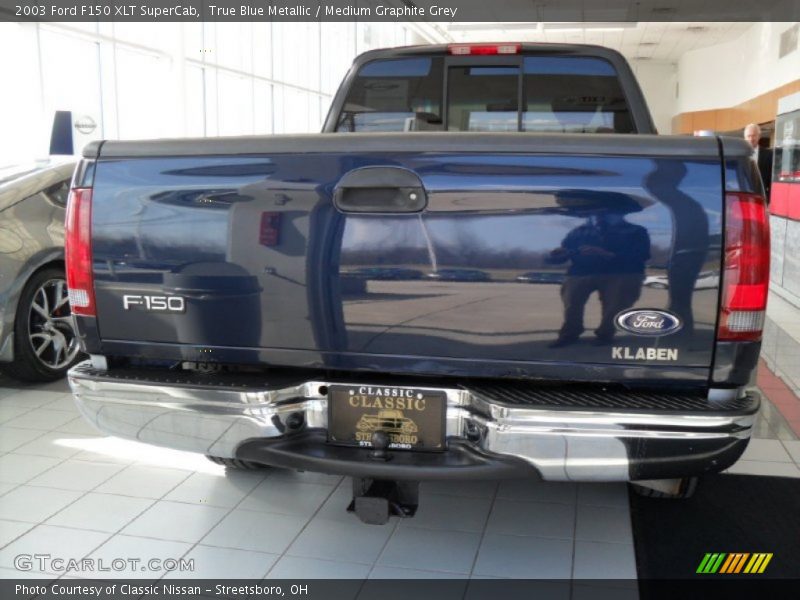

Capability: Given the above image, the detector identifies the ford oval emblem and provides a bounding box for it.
[615,309,682,336]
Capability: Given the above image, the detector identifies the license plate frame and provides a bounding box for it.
[327,385,447,452]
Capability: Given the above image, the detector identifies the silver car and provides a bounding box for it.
[0,159,82,381]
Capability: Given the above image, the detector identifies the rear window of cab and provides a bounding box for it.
[336,55,635,134]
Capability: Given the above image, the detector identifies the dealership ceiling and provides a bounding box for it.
[427,22,751,63]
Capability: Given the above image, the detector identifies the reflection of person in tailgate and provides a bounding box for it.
[548,206,651,347]
[357,410,419,434]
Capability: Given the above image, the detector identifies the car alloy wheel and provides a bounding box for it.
[27,278,80,371]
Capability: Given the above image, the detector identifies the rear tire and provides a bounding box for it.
[0,267,83,383]
[631,476,699,499]
[205,455,269,470]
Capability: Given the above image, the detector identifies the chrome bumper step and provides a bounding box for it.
[67,361,759,482]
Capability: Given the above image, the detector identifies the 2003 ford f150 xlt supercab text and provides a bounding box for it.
[65,44,769,522]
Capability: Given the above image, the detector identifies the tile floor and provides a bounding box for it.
[0,375,632,589]
[0,292,798,591]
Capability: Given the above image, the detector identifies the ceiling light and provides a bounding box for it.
[544,22,637,31]
[543,27,626,33]
[446,23,542,32]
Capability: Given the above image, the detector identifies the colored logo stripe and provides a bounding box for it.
[718,554,736,573]
[697,553,726,573]
[720,553,749,573]
[719,553,734,573]
[696,553,714,573]
[744,553,773,574]
[697,553,773,574]
[734,553,750,573]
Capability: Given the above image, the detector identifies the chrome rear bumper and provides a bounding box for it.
[67,361,759,482]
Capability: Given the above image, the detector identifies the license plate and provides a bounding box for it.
[327,385,446,451]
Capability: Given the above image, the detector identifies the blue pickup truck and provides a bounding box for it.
[65,44,769,522]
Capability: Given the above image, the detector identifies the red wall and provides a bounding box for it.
[771,182,800,220]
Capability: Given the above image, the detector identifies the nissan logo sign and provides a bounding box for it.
[74,115,97,135]
[615,309,682,336]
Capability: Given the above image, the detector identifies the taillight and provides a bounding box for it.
[65,187,95,317]
[448,43,521,56]
[717,192,769,341]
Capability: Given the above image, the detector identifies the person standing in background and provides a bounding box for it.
[744,123,773,203]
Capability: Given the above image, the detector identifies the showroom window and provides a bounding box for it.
[115,48,171,140]
[38,29,103,137]
[185,66,206,137]
[217,71,255,136]
[2,21,414,162]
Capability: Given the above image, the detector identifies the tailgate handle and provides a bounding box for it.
[333,167,427,213]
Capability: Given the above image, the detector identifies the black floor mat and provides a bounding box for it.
[631,474,800,589]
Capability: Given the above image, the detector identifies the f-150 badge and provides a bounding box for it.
[122,295,185,313]
[615,309,682,336]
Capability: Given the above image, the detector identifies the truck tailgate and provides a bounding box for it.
[87,133,724,383]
